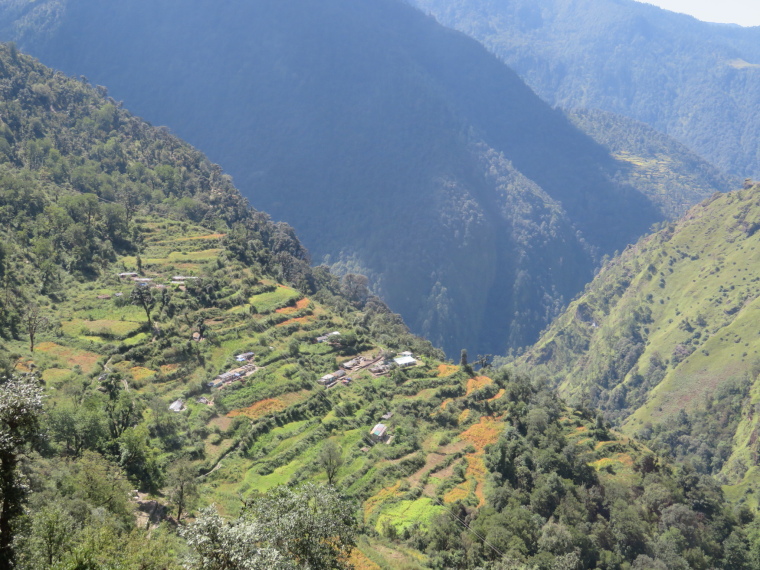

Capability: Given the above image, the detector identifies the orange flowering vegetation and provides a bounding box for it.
[160,363,179,374]
[130,366,157,382]
[228,398,286,419]
[364,482,402,519]
[437,363,459,377]
[348,550,381,570]
[458,409,471,424]
[444,485,469,504]
[465,454,487,507]
[275,315,315,327]
[440,399,452,410]
[227,390,310,420]
[275,297,311,314]
[459,417,503,452]
[487,388,505,402]
[466,375,492,395]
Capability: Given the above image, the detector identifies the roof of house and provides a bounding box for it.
[169,399,184,412]
[371,424,387,437]
[394,356,417,366]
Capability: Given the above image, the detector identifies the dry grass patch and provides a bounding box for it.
[408,453,447,487]
[34,342,100,374]
[42,368,71,382]
[275,315,315,328]
[209,416,233,431]
[160,363,180,374]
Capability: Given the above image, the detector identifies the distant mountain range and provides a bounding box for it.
[0,0,734,356]
[411,0,760,178]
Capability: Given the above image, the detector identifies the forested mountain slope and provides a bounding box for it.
[411,0,760,178]
[0,0,730,357]
[568,109,738,220]
[4,44,757,569]
[520,184,760,507]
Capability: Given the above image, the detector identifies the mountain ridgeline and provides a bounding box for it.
[411,0,760,179]
[0,0,732,357]
[519,183,760,507]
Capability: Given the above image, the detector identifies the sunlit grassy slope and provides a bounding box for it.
[520,184,760,492]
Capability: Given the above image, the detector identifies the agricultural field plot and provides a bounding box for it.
[61,318,143,339]
[249,285,302,314]
[32,342,101,375]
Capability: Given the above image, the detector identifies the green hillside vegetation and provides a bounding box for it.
[520,184,760,507]
[2,43,759,568]
[0,0,733,358]
[568,109,738,219]
[412,0,760,178]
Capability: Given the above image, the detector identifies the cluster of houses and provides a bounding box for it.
[367,351,418,377]
[117,272,199,291]
[318,369,350,388]
[317,350,419,389]
[207,352,259,389]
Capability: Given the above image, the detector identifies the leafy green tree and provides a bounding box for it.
[318,440,343,486]
[0,374,43,569]
[166,456,198,523]
[183,483,357,569]
[131,284,155,328]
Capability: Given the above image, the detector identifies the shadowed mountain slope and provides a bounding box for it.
[411,0,760,178]
[0,0,733,357]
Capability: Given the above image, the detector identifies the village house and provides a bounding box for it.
[118,272,138,278]
[168,399,185,412]
[316,331,341,343]
[370,423,388,443]
[235,352,255,362]
[394,355,417,368]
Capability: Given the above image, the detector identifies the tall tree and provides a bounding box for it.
[131,284,155,329]
[166,456,198,524]
[24,303,48,352]
[318,440,343,486]
[0,374,43,570]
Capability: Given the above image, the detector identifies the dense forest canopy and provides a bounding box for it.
[411,0,760,178]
